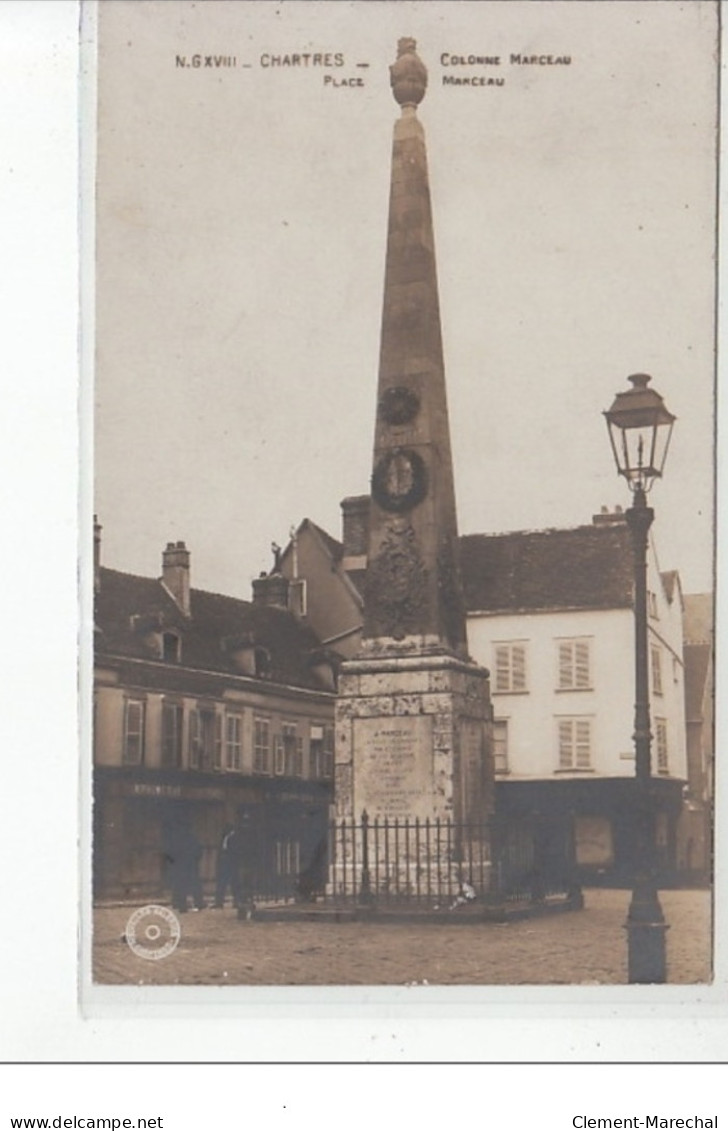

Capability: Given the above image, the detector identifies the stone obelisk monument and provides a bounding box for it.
[335,40,493,835]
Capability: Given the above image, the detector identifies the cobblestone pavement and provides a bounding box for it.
[92,888,711,986]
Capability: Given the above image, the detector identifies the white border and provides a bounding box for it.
[2,0,726,1061]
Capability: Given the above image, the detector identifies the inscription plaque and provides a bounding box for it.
[354,715,434,819]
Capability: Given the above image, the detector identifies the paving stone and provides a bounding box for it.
[93,888,711,986]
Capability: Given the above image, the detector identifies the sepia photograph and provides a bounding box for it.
[88,0,717,990]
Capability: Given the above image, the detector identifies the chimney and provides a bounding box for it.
[592,505,627,526]
[341,495,370,564]
[161,541,191,616]
[94,515,102,594]
[252,572,290,609]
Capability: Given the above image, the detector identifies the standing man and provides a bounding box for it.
[214,823,242,909]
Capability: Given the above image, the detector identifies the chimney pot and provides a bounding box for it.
[341,495,370,559]
[252,573,290,609]
[162,541,191,616]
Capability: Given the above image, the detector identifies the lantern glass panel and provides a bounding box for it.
[607,417,673,491]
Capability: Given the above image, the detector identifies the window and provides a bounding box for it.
[493,719,508,774]
[225,713,243,771]
[253,717,270,774]
[311,724,334,778]
[557,717,592,771]
[651,645,663,696]
[123,698,145,765]
[494,643,527,693]
[557,638,591,690]
[213,713,222,770]
[162,632,181,662]
[189,707,216,770]
[648,591,659,619]
[275,839,300,876]
[161,701,183,768]
[655,718,668,773]
[323,726,334,778]
[282,723,298,775]
[310,726,323,777]
[274,734,285,775]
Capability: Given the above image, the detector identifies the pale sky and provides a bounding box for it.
[93,0,718,598]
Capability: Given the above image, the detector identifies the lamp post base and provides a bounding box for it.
[624,882,668,984]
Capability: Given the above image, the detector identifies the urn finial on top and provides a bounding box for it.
[390,37,427,108]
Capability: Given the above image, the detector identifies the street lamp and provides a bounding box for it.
[604,373,676,984]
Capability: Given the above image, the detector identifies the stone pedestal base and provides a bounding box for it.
[332,649,493,901]
[336,650,492,823]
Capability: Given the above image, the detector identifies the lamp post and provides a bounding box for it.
[604,373,676,984]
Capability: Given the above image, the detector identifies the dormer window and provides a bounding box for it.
[255,646,271,678]
[163,631,181,663]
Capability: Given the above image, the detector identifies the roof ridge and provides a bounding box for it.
[460,523,626,540]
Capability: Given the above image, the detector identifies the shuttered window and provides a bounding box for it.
[213,712,223,770]
[253,717,270,774]
[655,718,668,773]
[651,646,663,696]
[557,639,591,690]
[558,718,592,770]
[188,709,201,769]
[189,707,217,770]
[494,643,527,693]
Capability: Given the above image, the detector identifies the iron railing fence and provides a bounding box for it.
[111,812,580,910]
[258,811,581,910]
[327,812,491,908]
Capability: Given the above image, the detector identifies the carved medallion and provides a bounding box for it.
[366,522,428,640]
[378,385,420,426]
[371,448,427,513]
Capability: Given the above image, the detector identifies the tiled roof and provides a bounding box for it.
[683,593,713,644]
[95,567,328,690]
[307,519,344,562]
[459,524,634,613]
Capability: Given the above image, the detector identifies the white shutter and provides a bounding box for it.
[495,646,510,691]
[512,645,526,691]
[575,720,591,768]
[558,720,573,769]
[558,642,573,689]
[575,641,590,688]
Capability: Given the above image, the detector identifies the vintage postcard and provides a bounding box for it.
[87,0,717,994]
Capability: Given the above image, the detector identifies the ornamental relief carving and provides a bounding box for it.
[365,521,428,640]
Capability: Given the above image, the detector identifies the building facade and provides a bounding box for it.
[461,512,688,882]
